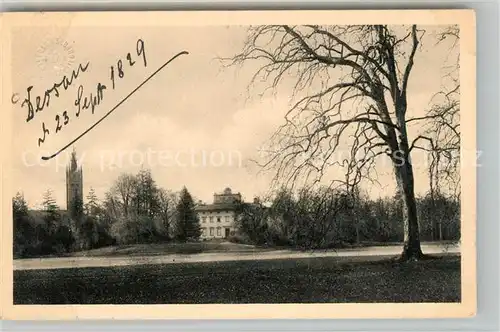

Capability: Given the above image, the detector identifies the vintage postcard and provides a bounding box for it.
[1,10,476,319]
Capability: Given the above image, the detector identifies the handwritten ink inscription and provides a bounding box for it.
[22,62,90,123]
[18,37,188,160]
[19,39,150,148]
[17,36,189,160]
[111,39,147,89]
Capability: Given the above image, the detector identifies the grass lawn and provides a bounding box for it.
[66,241,270,257]
[61,240,459,258]
[14,255,460,304]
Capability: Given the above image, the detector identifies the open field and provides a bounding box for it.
[67,240,459,257]
[70,240,460,256]
[14,255,460,304]
[14,242,460,271]
[69,241,270,257]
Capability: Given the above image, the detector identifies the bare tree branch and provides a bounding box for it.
[225,24,460,259]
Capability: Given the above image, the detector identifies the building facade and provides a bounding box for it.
[195,187,241,239]
[66,149,83,211]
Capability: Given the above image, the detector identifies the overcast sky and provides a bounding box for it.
[11,24,458,209]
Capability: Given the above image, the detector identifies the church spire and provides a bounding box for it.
[70,147,78,171]
[66,147,83,211]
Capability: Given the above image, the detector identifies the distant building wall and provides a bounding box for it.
[198,210,237,239]
[195,187,241,239]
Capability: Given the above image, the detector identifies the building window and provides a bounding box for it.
[210,227,214,236]
[209,216,213,223]
[225,216,230,222]
[201,228,206,235]
[217,227,221,236]
[202,216,207,223]
[217,217,221,222]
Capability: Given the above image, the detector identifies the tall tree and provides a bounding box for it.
[157,188,177,239]
[70,195,84,220]
[13,192,32,256]
[412,26,460,198]
[174,187,201,241]
[409,26,461,240]
[236,200,270,245]
[110,173,137,218]
[103,171,167,244]
[85,187,100,217]
[42,189,58,213]
[228,25,458,260]
[134,168,159,218]
[40,189,74,252]
[41,189,60,232]
[13,192,29,218]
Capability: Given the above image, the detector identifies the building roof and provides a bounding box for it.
[195,203,240,212]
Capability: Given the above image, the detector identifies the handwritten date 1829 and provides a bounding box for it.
[110,39,147,89]
[37,38,148,147]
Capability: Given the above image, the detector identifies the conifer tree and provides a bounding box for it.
[41,189,60,236]
[174,187,201,241]
[85,187,99,217]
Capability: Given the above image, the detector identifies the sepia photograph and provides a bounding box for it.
[1,10,476,319]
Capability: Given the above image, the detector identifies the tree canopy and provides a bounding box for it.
[227,25,460,260]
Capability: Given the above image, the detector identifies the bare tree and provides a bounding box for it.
[228,25,458,260]
[430,26,460,197]
[110,173,137,218]
[409,26,461,240]
[157,188,178,239]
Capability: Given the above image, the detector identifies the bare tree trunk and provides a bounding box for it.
[394,146,424,261]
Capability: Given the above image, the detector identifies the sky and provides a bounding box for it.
[10,23,458,209]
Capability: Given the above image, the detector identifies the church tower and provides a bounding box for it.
[66,148,83,210]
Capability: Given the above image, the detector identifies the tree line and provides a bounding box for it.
[233,187,460,250]
[13,169,201,258]
[14,167,459,259]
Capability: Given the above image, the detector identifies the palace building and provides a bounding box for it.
[195,187,242,239]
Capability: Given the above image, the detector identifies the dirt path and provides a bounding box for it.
[13,243,459,271]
